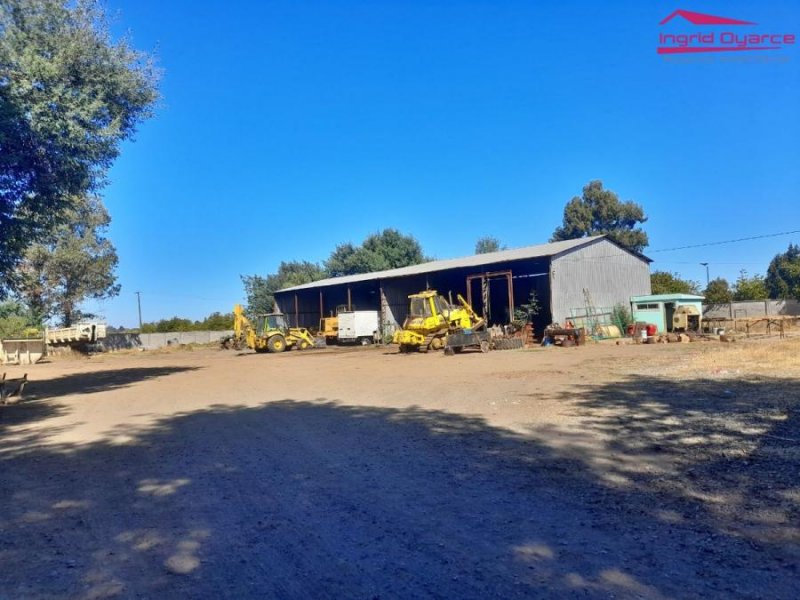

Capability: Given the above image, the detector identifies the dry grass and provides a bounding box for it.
[618,335,800,381]
[669,336,800,377]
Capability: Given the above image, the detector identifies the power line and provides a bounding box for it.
[649,230,800,253]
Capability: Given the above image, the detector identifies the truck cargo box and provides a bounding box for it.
[337,311,379,345]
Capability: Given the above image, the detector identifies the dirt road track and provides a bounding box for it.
[1,342,798,598]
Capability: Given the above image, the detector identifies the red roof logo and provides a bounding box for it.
[657,8,795,55]
[659,9,755,26]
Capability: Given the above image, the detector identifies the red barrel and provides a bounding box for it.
[646,324,657,337]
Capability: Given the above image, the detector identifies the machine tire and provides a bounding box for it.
[268,335,287,353]
[359,337,372,346]
[480,340,490,353]
[429,336,444,351]
[298,340,311,350]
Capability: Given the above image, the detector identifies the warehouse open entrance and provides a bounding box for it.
[466,271,514,327]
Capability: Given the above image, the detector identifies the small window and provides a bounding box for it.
[409,297,432,318]
[636,303,660,310]
[433,295,450,316]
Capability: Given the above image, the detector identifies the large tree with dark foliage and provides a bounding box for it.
[733,270,768,301]
[551,180,649,253]
[475,236,504,254]
[703,278,733,305]
[650,271,700,295]
[0,0,158,291]
[765,243,800,300]
[325,229,427,277]
[242,261,327,315]
[16,195,120,326]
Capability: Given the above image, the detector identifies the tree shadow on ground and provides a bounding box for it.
[0,386,797,599]
[25,366,202,401]
[547,375,800,558]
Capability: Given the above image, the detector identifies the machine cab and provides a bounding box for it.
[406,293,451,325]
[256,313,289,334]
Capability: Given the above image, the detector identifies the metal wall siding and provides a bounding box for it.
[550,239,651,324]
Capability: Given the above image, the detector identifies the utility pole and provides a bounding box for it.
[700,263,710,287]
[136,291,143,331]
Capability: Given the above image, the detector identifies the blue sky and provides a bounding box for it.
[95,0,800,327]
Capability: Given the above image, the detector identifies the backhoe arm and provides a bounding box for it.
[456,294,486,330]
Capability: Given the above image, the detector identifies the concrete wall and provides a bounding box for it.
[703,300,800,319]
[101,330,233,351]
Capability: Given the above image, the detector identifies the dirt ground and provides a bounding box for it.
[1,337,798,599]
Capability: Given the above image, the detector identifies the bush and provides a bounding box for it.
[611,303,633,332]
[0,316,30,340]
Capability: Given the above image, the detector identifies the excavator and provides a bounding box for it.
[392,290,485,353]
[222,304,317,353]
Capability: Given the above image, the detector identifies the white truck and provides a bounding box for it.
[337,311,379,345]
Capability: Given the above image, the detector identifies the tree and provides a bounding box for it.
[141,317,194,333]
[551,180,649,253]
[199,312,234,331]
[0,299,38,339]
[16,196,121,326]
[765,243,800,300]
[475,236,504,254]
[733,270,768,301]
[650,271,700,295]
[242,261,327,315]
[0,0,158,291]
[139,312,235,333]
[703,278,733,305]
[325,229,427,277]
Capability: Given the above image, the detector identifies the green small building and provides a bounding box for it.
[630,293,705,334]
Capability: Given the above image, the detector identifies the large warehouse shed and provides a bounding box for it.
[274,235,652,337]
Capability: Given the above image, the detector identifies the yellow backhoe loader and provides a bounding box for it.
[223,304,317,353]
[392,290,485,352]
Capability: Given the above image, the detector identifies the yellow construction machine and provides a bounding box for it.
[317,305,348,345]
[223,304,317,353]
[392,290,485,352]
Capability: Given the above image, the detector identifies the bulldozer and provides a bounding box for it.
[222,304,317,353]
[392,290,485,352]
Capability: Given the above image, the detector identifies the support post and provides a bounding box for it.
[506,270,514,323]
[136,291,143,331]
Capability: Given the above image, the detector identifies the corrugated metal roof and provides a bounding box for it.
[279,236,618,293]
